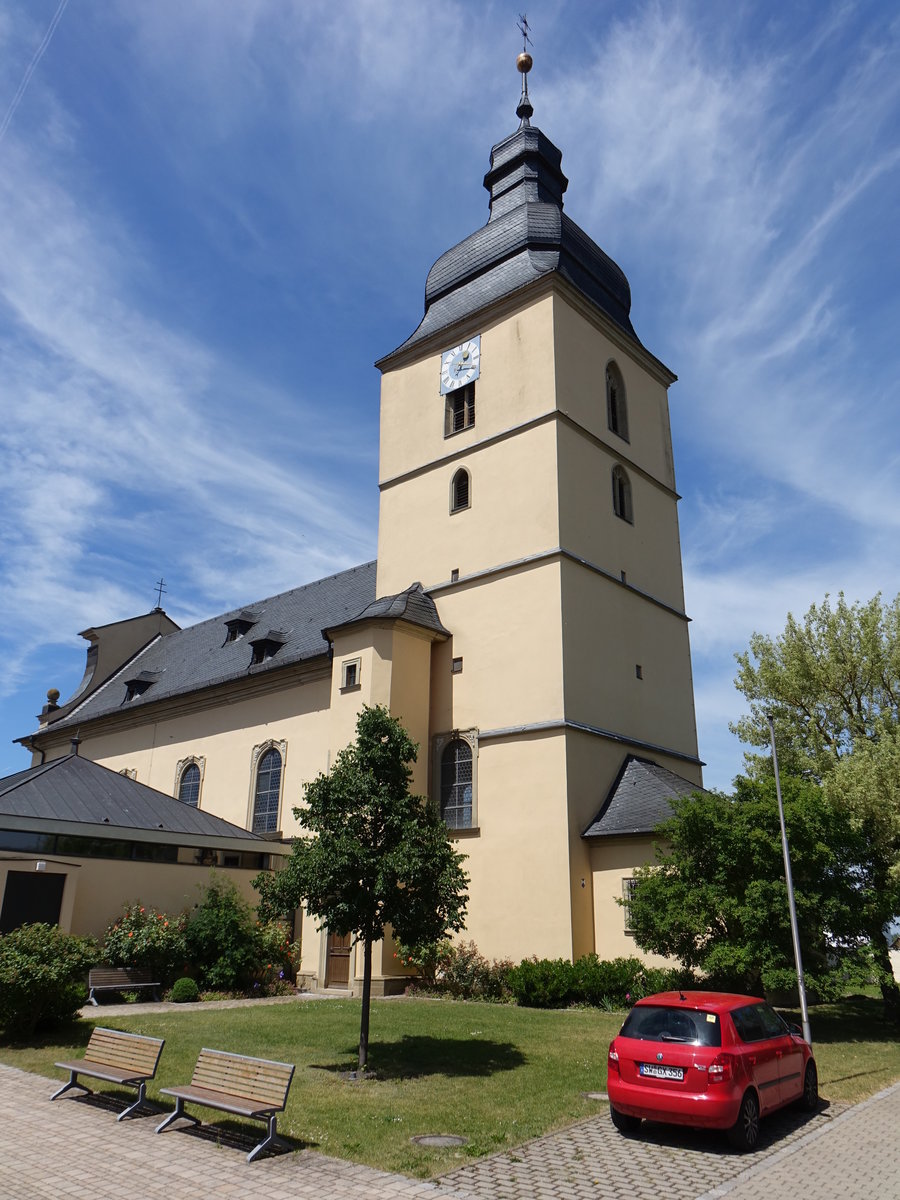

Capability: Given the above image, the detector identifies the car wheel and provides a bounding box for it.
[727,1090,760,1152]
[610,1104,642,1135]
[799,1060,818,1112]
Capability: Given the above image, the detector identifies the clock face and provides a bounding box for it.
[440,336,481,394]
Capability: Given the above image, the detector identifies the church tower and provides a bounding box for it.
[375,52,702,962]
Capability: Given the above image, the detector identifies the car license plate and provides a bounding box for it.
[639,1062,684,1081]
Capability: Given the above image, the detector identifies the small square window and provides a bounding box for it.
[450,568,460,583]
[451,657,463,674]
[341,658,361,690]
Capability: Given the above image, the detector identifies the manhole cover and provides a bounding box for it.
[410,1134,468,1147]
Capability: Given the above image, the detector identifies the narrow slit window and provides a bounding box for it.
[612,465,633,523]
[606,362,629,441]
[451,468,470,513]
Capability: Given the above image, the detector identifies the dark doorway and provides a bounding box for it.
[0,870,65,933]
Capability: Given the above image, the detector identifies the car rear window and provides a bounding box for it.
[618,1004,722,1047]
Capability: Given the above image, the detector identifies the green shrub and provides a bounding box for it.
[103,903,187,982]
[0,923,96,1039]
[404,939,514,1001]
[507,957,576,1008]
[170,976,200,1003]
[185,874,298,993]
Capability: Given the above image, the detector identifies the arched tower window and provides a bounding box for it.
[440,738,473,829]
[606,361,629,441]
[178,762,201,807]
[450,468,470,513]
[253,747,283,834]
[612,465,633,523]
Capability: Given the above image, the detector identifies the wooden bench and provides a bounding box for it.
[52,1027,165,1121]
[156,1048,295,1162]
[88,966,161,1005]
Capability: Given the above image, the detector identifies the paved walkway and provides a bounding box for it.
[1,1053,897,1199]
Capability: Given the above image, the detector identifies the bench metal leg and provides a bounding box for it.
[247,1114,283,1163]
[50,1072,92,1102]
[88,989,99,1006]
[156,1097,201,1135]
[117,1081,148,1121]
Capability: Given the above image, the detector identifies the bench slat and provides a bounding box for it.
[189,1049,293,1109]
[83,1028,164,1075]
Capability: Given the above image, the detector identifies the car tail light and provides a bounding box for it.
[708,1054,733,1085]
[607,1047,620,1076]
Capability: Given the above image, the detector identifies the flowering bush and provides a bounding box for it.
[0,923,97,1038]
[103,904,187,982]
[185,875,299,992]
[402,939,515,1002]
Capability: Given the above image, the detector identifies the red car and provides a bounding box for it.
[607,991,817,1150]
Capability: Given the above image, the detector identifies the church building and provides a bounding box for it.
[13,53,703,994]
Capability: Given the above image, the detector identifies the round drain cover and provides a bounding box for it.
[410,1134,468,1147]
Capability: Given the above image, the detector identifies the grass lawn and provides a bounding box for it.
[2,994,898,1179]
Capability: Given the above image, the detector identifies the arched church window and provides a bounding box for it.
[612,465,633,523]
[178,762,201,807]
[451,468,470,513]
[606,361,629,441]
[253,747,282,834]
[441,738,473,829]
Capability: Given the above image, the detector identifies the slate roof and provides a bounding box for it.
[0,753,265,847]
[37,563,446,733]
[582,756,704,838]
[326,582,450,637]
[378,116,641,367]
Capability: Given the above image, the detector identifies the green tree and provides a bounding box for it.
[625,777,875,999]
[254,705,469,1069]
[732,592,900,1017]
[732,592,900,777]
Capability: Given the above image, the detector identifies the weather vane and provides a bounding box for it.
[516,14,534,127]
[517,13,532,51]
[154,577,167,609]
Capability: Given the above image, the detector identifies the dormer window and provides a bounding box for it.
[224,610,260,644]
[249,629,287,665]
[123,671,159,703]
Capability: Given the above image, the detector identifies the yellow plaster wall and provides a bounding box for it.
[427,562,564,735]
[454,731,574,962]
[557,422,687,610]
[378,294,558,486]
[560,559,700,757]
[588,835,674,966]
[552,295,676,489]
[0,854,264,941]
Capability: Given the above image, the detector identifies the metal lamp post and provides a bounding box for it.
[766,713,812,1045]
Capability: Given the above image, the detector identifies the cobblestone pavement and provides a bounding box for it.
[441,1093,852,1200]
[1,1061,897,1200]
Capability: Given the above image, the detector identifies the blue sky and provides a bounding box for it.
[1,0,898,790]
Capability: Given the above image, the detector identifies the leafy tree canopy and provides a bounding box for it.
[255,705,469,1067]
[626,776,876,999]
[732,591,900,779]
[731,591,900,1018]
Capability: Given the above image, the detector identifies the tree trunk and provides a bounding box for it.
[358,933,373,1070]
[872,934,900,1024]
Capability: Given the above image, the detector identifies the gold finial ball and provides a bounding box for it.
[517,52,533,74]
[47,688,60,703]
